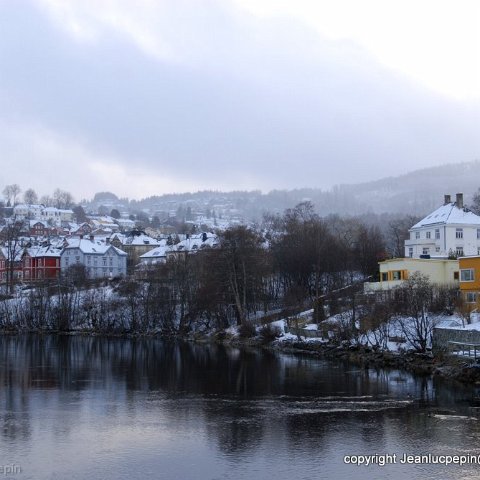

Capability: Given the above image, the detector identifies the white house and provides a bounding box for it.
[405,193,480,258]
[13,204,45,220]
[61,237,127,279]
[41,207,74,224]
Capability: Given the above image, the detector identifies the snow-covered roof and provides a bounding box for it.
[411,202,480,228]
[118,233,161,246]
[25,244,62,258]
[29,220,49,228]
[63,238,127,256]
[40,207,74,214]
[139,243,171,259]
[175,233,219,252]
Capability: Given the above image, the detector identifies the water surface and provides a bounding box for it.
[0,335,479,480]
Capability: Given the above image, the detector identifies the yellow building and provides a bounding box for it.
[364,258,459,292]
[458,256,480,306]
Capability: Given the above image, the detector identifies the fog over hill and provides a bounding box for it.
[86,160,480,221]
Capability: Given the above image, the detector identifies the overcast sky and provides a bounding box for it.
[1,0,479,200]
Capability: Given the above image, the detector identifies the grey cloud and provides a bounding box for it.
[0,1,479,196]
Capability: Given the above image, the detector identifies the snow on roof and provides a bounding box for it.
[29,220,49,227]
[26,244,62,258]
[174,233,219,252]
[123,234,161,246]
[63,238,127,256]
[411,202,480,228]
[140,244,172,259]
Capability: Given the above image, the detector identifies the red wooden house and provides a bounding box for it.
[0,247,24,284]
[22,245,62,281]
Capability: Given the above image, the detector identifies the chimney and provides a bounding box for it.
[456,193,464,209]
[444,194,451,205]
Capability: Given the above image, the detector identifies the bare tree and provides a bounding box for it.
[394,272,434,352]
[23,188,38,205]
[53,189,74,209]
[39,195,53,207]
[3,220,25,294]
[387,216,419,258]
[219,226,267,326]
[471,189,480,215]
[3,184,21,206]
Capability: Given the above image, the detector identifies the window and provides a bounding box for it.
[102,257,107,266]
[435,247,440,252]
[415,231,420,239]
[435,229,440,239]
[477,228,480,239]
[392,270,402,281]
[426,231,431,239]
[466,292,477,304]
[454,271,459,280]
[422,248,429,255]
[408,247,413,258]
[460,269,475,281]
[456,228,463,239]
[381,272,388,281]
[456,247,464,257]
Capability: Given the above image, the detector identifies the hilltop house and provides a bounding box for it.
[405,193,480,258]
[61,237,127,279]
[364,193,478,292]
[12,204,74,226]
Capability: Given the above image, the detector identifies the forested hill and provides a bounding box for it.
[87,160,480,220]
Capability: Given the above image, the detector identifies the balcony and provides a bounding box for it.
[404,239,438,247]
[364,280,404,292]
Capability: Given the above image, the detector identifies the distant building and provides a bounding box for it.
[61,237,127,279]
[110,231,161,272]
[12,204,74,226]
[41,207,74,224]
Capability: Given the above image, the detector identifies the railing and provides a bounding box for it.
[448,341,480,360]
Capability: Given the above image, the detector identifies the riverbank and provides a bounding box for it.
[2,326,479,385]
[213,334,480,385]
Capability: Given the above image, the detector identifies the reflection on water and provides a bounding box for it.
[0,335,479,480]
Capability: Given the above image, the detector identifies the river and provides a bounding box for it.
[0,335,479,480]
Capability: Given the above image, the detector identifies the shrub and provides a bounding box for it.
[239,322,257,338]
[259,324,282,343]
